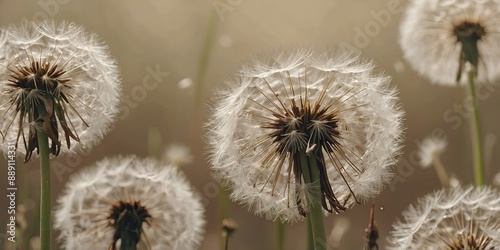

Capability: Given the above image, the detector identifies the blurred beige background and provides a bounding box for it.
[1,0,499,249]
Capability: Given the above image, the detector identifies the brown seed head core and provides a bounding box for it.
[264,96,355,216]
[453,21,486,42]
[108,200,152,250]
[6,57,83,162]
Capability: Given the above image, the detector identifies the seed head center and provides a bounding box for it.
[454,21,486,42]
[108,201,151,249]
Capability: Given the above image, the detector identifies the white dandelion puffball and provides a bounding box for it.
[54,155,205,250]
[207,48,404,222]
[0,20,121,160]
[416,135,447,168]
[387,186,500,249]
[399,0,500,85]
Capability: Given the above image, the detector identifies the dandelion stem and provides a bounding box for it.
[299,152,327,250]
[194,10,218,109]
[431,153,450,188]
[119,230,139,250]
[37,128,51,250]
[277,221,286,250]
[307,217,314,250]
[222,231,229,250]
[466,71,484,186]
[218,182,230,250]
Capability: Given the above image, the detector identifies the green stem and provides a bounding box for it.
[299,152,327,250]
[307,217,314,250]
[223,232,229,250]
[277,221,286,250]
[37,129,51,250]
[466,71,484,186]
[147,127,162,159]
[431,154,450,188]
[194,10,219,109]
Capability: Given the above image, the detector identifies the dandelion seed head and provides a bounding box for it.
[387,186,500,249]
[0,20,121,161]
[399,0,500,85]
[54,155,205,250]
[207,48,404,222]
[417,135,447,168]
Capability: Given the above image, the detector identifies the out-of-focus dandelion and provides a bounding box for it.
[54,155,205,250]
[328,216,350,249]
[207,48,404,248]
[449,174,461,188]
[387,186,500,249]
[416,135,450,187]
[163,143,193,167]
[417,136,447,169]
[494,172,500,186]
[399,0,500,85]
[221,218,238,250]
[0,20,121,161]
[30,236,40,250]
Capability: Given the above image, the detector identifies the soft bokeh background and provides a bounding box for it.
[1,0,500,249]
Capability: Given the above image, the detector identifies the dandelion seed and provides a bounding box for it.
[399,0,500,85]
[0,20,121,161]
[207,48,404,222]
[54,155,205,250]
[387,186,500,249]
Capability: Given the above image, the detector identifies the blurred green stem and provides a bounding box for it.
[431,154,450,188]
[194,10,219,109]
[37,129,51,250]
[277,221,286,250]
[299,152,327,250]
[467,71,484,186]
[147,127,163,159]
[219,182,230,250]
[306,217,314,250]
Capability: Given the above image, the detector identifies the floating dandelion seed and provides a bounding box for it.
[387,186,500,249]
[399,0,500,85]
[207,48,404,222]
[0,20,121,161]
[54,155,205,250]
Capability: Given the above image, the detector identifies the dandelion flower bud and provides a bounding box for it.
[54,155,205,250]
[399,0,500,85]
[387,186,500,249]
[207,48,404,222]
[0,20,121,161]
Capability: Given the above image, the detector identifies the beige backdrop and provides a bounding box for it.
[1,0,499,249]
